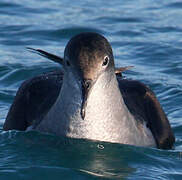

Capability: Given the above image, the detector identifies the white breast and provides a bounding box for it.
[35,70,156,148]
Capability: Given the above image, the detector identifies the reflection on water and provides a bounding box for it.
[0,130,135,179]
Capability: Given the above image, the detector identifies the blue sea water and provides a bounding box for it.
[0,0,182,179]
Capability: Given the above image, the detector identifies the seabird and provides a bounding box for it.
[3,32,175,149]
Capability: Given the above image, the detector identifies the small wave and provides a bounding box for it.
[165,2,182,9]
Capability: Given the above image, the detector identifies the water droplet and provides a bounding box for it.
[97,144,104,149]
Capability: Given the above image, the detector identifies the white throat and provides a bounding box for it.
[35,69,156,147]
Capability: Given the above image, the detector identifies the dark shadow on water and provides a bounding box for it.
[0,130,135,179]
[0,127,181,179]
[1,130,181,179]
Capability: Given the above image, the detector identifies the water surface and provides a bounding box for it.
[0,0,182,179]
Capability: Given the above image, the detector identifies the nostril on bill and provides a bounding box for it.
[84,79,92,90]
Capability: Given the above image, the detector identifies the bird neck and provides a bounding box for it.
[40,70,133,141]
[84,70,129,124]
[36,70,156,147]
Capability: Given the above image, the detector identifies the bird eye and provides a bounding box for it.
[66,61,70,66]
[102,56,109,67]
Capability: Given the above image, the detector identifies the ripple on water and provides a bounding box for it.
[165,2,182,9]
[0,130,181,179]
[0,0,182,179]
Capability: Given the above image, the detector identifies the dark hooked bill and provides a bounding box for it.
[80,79,92,119]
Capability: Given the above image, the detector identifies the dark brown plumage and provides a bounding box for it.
[3,32,175,149]
[3,69,175,149]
